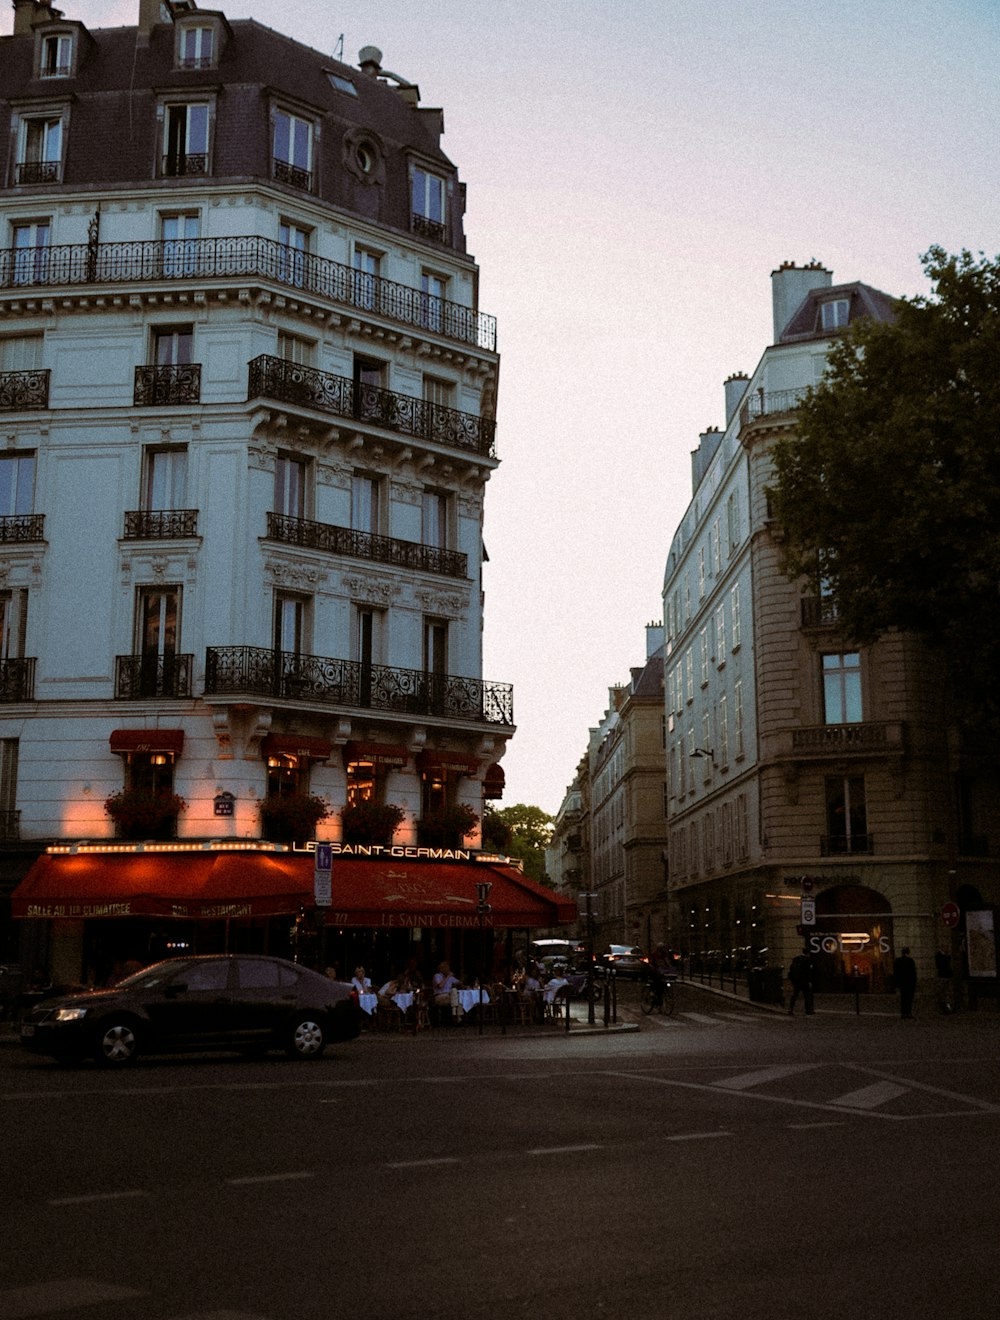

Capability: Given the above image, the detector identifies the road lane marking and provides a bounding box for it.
[666,1131,733,1142]
[787,1121,845,1129]
[47,1189,146,1206]
[0,1278,145,1318]
[226,1171,315,1186]
[716,1064,820,1090]
[385,1157,460,1169]
[526,1143,602,1156]
[679,1012,726,1025]
[833,1081,909,1109]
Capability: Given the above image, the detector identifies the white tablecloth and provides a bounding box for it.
[392,992,415,1013]
[454,988,490,1013]
[359,993,378,1016]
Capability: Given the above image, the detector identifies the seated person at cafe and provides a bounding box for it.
[350,966,372,996]
[543,970,569,1003]
[520,969,541,1000]
[432,961,460,1004]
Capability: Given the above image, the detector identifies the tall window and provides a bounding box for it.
[278,220,309,288]
[163,103,209,176]
[0,453,35,516]
[420,270,445,332]
[160,213,200,277]
[144,447,186,510]
[273,109,313,188]
[424,619,448,711]
[178,24,214,69]
[0,739,18,838]
[273,593,305,654]
[715,602,726,663]
[351,474,380,534]
[411,167,446,236]
[699,628,709,686]
[734,678,744,758]
[353,247,380,311]
[823,652,862,724]
[154,326,193,366]
[825,776,868,853]
[17,116,63,184]
[277,331,312,366]
[0,335,42,373]
[40,33,73,77]
[11,221,50,286]
[274,454,306,520]
[137,585,179,696]
[355,606,381,707]
[821,299,850,331]
[730,583,741,648]
[718,693,729,767]
[422,490,448,548]
[0,589,28,660]
[422,375,453,410]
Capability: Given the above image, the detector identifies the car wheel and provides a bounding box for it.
[94,1019,140,1067]
[285,1015,326,1060]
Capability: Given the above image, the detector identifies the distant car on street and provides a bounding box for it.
[20,954,360,1066]
[595,945,650,979]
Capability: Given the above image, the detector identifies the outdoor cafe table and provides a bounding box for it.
[359,993,378,1016]
[453,988,490,1014]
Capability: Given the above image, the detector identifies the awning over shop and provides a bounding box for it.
[11,851,309,920]
[415,750,480,776]
[12,850,576,930]
[322,858,576,929]
[109,729,185,755]
[261,734,332,761]
[342,741,409,768]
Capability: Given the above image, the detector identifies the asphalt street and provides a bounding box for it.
[2,984,999,1320]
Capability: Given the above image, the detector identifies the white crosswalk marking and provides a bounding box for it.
[679,1012,726,1025]
[716,1064,818,1090]
[0,1278,145,1318]
[832,1081,909,1109]
[168,1312,274,1319]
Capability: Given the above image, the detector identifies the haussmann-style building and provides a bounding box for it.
[0,0,573,990]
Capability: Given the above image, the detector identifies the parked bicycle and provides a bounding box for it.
[640,974,676,1016]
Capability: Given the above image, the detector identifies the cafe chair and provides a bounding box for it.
[545,986,572,1024]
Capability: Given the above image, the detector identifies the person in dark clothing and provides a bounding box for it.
[894,947,918,1018]
[787,952,814,1015]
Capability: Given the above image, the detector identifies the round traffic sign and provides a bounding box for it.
[941,901,960,929]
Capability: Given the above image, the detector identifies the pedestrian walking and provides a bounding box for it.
[894,946,917,1018]
[787,951,814,1015]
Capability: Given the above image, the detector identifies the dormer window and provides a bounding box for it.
[40,32,74,78]
[14,113,65,186]
[273,108,315,192]
[820,299,850,331]
[161,101,211,177]
[411,166,447,242]
[177,23,215,70]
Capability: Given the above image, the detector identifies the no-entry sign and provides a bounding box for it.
[941,901,960,929]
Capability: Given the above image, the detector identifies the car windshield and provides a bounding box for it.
[114,960,196,991]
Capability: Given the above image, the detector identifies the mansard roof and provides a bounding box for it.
[779,281,899,342]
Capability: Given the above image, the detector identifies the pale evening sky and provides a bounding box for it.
[6,1,999,815]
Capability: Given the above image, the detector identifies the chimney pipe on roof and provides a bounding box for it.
[358,45,383,77]
[724,373,749,426]
[771,260,832,342]
[138,0,168,40]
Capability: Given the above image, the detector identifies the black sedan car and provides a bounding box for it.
[20,954,361,1066]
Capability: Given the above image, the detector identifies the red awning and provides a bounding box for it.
[12,852,575,929]
[321,857,576,929]
[342,741,409,768]
[261,734,332,761]
[415,750,480,776]
[11,851,310,920]
[109,729,185,755]
[483,763,505,799]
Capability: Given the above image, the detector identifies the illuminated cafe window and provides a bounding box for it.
[346,757,376,806]
[127,750,175,796]
[267,751,304,798]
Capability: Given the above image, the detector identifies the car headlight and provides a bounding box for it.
[54,1007,88,1022]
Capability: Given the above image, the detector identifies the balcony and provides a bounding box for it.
[266,512,467,579]
[14,160,60,185]
[411,212,447,244]
[124,510,198,539]
[0,369,50,411]
[739,387,808,433]
[0,657,36,702]
[791,722,905,757]
[160,152,208,178]
[134,364,201,407]
[272,158,313,192]
[0,514,45,543]
[114,653,193,700]
[820,833,874,856]
[0,236,497,351]
[249,356,496,459]
[205,645,514,726]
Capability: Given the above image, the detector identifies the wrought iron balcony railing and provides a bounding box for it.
[791,722,898,754]
[134,363,202,407]
[115,653,193,699]
[800,595,839,627]
[273,158,314,191]
[204,645,514,726]
[411,213,447,243]
[124,509,199,539]
[820,833,874,856]
[0,369,50,411]
[160,152,208,177]
[266,512,468,578]
[14,160,61,185]
[0,235,496,351]
[0,513,45,543]
[249,356,496,459]
[0,657,36,702]
[739,387,808,432]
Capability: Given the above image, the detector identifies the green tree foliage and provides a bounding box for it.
[482,803,554,882]
[769,246,1000,730]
